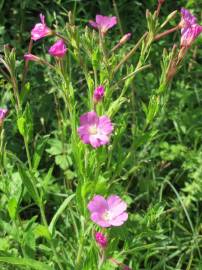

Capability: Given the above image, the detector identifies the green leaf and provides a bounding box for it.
[107,97,127,118]
[17,116,26,136]
[18,166,40,205]
[33,136,48,170]
[24,103,33,142]
[46,139,63,155]
[55,155,70,170]
[20,82,30,104]
[34,224,51,240]
[49,194,75,234]
[7,198,18,220]
[0,257,54,270]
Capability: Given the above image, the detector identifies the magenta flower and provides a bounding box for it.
[93,85,105,103]
[95,232,108,248]
[0,108,8,125]
[180,8,202,47]
[88,195,128,227]
[77,111,113,148]
[89,15,117,35]
[48,39,67,58]
[31,13,52,41]
[24,54,41,62]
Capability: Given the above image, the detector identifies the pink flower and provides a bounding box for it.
[77,111,113,148]
[0,108,8,125]
[180,8,202,47]
[24,54,41,62]
[88,195,128,227]
[93,85,105,103]
[48,39,67,58]
[95,232,108,248]
[89,15,117,35]
[31,13,52,41]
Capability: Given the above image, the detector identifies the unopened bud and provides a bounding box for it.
[146,9,150,19]
[93,85,105,103]
[160,10,178,29]
[119,33,132,45]
[0,108,8,126]
[95,232,107,248]
[24,53,41,62]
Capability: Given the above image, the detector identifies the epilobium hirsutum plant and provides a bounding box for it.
[0,1,202,269]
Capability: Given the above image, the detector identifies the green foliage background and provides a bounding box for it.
[1,0,202,269]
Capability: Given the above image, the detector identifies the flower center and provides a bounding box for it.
[88,125,98,135]
[103,210,112,221]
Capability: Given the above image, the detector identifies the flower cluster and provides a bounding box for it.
[21,9,202,270]
[25,14,67,61]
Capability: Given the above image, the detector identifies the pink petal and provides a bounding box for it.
[91,213,111,227]
[89,135,101,148]
[98,116,113,135]
[80,111,99,126]
[95,15,105,25]
[181,8,196,25]
[95,15,117,33]
[77,128,90,143]
[88,195,108,213]
[40,13,45,25]
[107,195,127,217]
[96,134,109,145]
[89,20,98,29]
[109,212,128,226]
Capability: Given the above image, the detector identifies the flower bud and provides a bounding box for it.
[95,232,107,248]
[119,33,132,45]
[0,108,8,126]
[24,54,41,62]
[93,85,105,103]
[48,39,67,58]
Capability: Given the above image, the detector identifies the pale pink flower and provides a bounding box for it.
[88,195,128,227]
[77,111,113,148]
[48,39,67,58]
[0,108,8,126]
[89,15,117,35]
[180,8,202,47]
[31,13,52,41]
[24,54,41,62]
[93,85,105,103]
[95,232,107,248]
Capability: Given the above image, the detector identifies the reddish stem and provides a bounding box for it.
[154,25,180,41]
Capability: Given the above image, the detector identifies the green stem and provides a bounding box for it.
[112,0,123,35]
[39,205,64,270]
[99,32,109,75]
[23,137,32,171]
[75,236,84,270]
[113,32,148,73]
